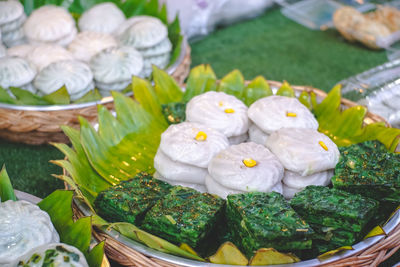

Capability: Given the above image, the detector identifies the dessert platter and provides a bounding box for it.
[0,0,190,145]
[0,167,108,267]
[55,65,400,266]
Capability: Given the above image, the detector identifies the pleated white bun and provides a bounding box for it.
[27,44,74,71]
[0,56,36,88]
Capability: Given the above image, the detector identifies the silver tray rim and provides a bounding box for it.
[74,193,400,267]
[0,38,188,112]
[15,190,42,204]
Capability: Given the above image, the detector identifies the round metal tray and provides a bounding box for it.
[0,38,188,112]
[15,190,42,203]
[74,197,400,267]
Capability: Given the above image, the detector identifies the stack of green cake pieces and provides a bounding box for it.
[226,192,314,257]
[94,172,173,224]
[142,186,225,249]
[290,186,378,253]
[332,140,400,203]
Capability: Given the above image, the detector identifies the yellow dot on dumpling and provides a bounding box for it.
[225,108,235,113]
[195,131,207,141]
[319,141,328,151]
[243,158,257,168]
[286,112,297,117]
[218,101,224,107]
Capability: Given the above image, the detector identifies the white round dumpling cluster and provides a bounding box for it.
[0,56,36,93]
[154,122,229,192]
[207,142,284,199]
[78,2,126,34]
[13,243,89,267]
[24,6,77,47]
[118,16,172,77]
[186,91,249,144]
[34,60,94,100]
[248,95,319,144]
[6,44,36,58]
[89,46,143,94]
[0,1,27,47]
[0,200,60,265]
[27,44,74,71]
[266,128,339,199]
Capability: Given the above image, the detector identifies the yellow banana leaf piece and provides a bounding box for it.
[249,248,300,266]
[318,246,353,260]
[209,242,249,265]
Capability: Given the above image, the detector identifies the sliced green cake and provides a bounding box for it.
[141,186,225,249]
[226,192,314,256]
[94,172,172,224]
[332,140,400,202]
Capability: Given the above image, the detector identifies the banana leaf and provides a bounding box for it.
[54,64,400,265]
[0,166,16,202]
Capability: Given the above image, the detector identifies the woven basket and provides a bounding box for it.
[67,82,399,267]
[0,44,191,145]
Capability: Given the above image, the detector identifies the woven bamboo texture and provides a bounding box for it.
[68,84,398,267]
[0,45,191,145]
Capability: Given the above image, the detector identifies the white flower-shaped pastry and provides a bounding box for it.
[119,18,167,49]
[208,142,284,196]
[154,148,208,184]
[282,184,302,200]
[228,133,248,145]
[142,52,170,70]
[0,56,36,88]
[138,38,172,57]
[154,172,207,193]
[266,128,340,176]
[283,169,333,189]
[89,46,143,91]
[7,44,36,58]
[159,122,229,168]
[248,95,318,134]
[0,200,59,265]
[14,243,88,267]
[34,60,94,100]
[114,15,160,37]
[186,91,249,138]
[248,123,269,145]
[68,31,117,62]
[0,45,6,58]
[2,27,26,48]
[78,2,125,34]
[0,1,24,29]
[24,6,77,46]
[27,44,74,71]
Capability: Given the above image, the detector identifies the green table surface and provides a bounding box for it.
[0,7,397,266]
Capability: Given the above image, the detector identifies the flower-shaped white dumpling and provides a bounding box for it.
[154,172,207,193]
[159,122,229,168]
[14,243,88,267]
[2,27,26,48]
[34,60,94,100]
[248,123,268,145]
[138,38,172,57]
[282,184,302,200]
[283,170,333,189]
[119,18,167,49]
[248,95,318,134]
[0,1,24,28]
[186,91,249,138]
[1,13,26,34]
[0,44,6,58]
[266,128,340,176]
[24,6,77,46]
[68,31,117,62]
[27,44,74,71]
[154,148,208,184]
[90,46,143,91]
[7,44,36,58]
[114,15,159,37]
[0,56,36,88]
[228,133,248,145]
[0,200,59,265]
[78,2,125,34]
[208,142,284,195]
[143,52,170,70]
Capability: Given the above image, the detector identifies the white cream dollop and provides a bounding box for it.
[266,128,340,176]
[186,91,249,138]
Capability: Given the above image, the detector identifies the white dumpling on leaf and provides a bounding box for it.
[34,60,93,100]
[248,95,318,134]
[1,13,26,34]
[14,243,88,267]
[282,183,303,199]
[2,27,26,48]
[143,52,170,70]
[138,38,172,57]
[68,31,117,63]
[205,174,242,199]
[0,56,36,88]
[0,1,24,28]
[154,148,208,184]
[119,18,168,49]
[27,44,74,71]
[154,172,207,193]
[0,200,59,265]
[159,122,229,168]
[7,44,36,58]
[89,46,143,91]
[208,142,284,194]
[248,123,269,145]
[266,128,340,176]
[283,169,333,190]
[24,6,77,46]
[78,2,125,34]
[114,15,161,37]
[186,91,249,138]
